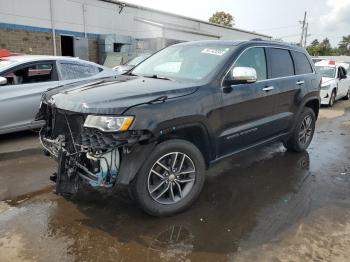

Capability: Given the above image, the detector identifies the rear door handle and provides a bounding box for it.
[296,80,305,85]
[262,86,274,91]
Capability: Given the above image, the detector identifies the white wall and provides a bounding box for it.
[0,0,270,41]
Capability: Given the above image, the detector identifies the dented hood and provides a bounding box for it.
[49,75,199,114]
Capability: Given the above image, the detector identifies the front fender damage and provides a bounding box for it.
[117,142,156,185]
[39,109,155,195]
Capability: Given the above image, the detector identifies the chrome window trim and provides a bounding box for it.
[221,45,316,87]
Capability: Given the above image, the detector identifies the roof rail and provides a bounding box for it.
[250,38,264,41]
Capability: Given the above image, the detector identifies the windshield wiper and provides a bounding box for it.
[142,74,173,81]
[125,72,139,76]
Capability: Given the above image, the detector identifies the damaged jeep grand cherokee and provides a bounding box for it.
[37,40,321,216]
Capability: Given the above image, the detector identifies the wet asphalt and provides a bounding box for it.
[0,101,350,262]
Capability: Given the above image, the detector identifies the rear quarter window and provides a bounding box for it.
[269,48,294,78]
[293,51,313,75]
[59,62,100,80]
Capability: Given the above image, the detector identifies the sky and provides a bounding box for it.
[123,0,350,47]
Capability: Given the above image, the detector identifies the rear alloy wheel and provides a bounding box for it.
[284,107,316,152]
[329,89,336,106]
[298,114,314,147]
[132,139,205,216]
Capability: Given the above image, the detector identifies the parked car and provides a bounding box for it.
[0,52,117,134]
[37,40,321,216]
[113,53,152,74]
[312,57,323,64]
[315,60,350,106]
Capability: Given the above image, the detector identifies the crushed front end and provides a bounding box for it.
[37,102,152,195]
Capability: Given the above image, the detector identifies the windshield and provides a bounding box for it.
[0,59,14,69]
[126,54,151,66]
[316,66,336,78]
[132,44,234,81]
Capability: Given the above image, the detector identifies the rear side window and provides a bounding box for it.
[293,51,313,74]
[269,48,294,78]
[233,47,267,81]
[60,62,100,80]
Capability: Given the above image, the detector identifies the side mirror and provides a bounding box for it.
[223,67,257,87]
[231,67,257,83]
[0,76,7,86]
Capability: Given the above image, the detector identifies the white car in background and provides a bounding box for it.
[315,60,350,106]
[0,51,117,134]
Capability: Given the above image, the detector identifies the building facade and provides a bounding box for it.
[0,0,271,64]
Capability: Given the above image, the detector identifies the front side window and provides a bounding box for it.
[132,44,235,81]
[293,51,313,75]
[269,48,294,78]
[60,62,100,80]
[232,47,267,81]
[2,63,54,85]
[315,66,336,78]
[338,67,347,78]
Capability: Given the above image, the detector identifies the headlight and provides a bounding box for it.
[321,85,331,90]
[84,115,134,132]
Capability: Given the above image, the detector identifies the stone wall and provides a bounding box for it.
[0,27,61,56]
[0,27,99,63]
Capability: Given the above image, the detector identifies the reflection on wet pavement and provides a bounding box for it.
[0,101,350,261]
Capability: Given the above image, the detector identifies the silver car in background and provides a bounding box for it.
[113,53,152,74]
[0,55,117,135]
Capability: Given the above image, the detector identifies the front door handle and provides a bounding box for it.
[296,80,305,85]
[262,86,274,91]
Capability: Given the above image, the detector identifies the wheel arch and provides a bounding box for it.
[117,122,213,186]
[304,98,320,119]
[156,123,214,167]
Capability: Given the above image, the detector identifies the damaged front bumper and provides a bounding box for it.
[38,104,154,191]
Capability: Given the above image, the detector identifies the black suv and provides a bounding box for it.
[37,40,321,216]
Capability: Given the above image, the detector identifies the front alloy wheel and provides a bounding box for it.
[132,139,205,216]
[344,88,350,100]
[329,90,336,106]
[148,152,196,204]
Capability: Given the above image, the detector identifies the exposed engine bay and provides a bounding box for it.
[38,102,152,195]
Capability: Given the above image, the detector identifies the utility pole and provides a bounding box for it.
[299,12,307,47]
[304,22,309,47]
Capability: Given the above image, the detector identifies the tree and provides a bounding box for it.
[319,38,332,55]
[306,39,321,56]
[306,38,335,56]
[338,35,350,55]
[209,11,235,27]
[310,39,319,46]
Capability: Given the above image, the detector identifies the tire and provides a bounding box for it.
[131,139,206,217]
[284,107,316,152]
[343,88,350,100]
[329,89,336,106]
